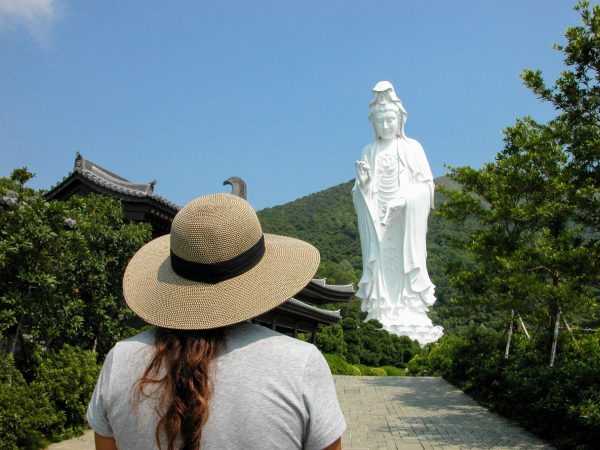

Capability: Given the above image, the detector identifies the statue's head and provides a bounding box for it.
[368,81,407,139]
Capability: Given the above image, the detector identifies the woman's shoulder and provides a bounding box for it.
[224,323,318,360]
[121,328,156,344]
[227,323,313,346]
[110,329,156,357]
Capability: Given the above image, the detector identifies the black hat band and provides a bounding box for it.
[170,235,266,284]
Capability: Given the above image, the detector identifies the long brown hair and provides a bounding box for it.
[136,327,224,450]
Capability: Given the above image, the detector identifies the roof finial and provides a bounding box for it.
[75,152,85,169]
[223,176,247,200]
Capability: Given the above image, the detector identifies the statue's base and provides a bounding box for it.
[360,297,444,345]
[385,324,444,346]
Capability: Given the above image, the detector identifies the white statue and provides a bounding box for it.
[352,81,443,345]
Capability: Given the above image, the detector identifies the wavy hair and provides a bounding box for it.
[136,327,225,450]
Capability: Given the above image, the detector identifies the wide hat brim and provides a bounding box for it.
[123,233,320,329]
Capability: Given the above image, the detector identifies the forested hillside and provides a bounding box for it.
[258,179,360,270]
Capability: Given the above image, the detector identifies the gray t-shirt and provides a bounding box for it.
[87,323,346,449]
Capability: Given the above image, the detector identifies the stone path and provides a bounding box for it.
[46,430,94,450]
[47,376,553,450]
[336,376,553,450]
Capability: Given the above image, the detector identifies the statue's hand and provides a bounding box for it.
[355,160,371,187]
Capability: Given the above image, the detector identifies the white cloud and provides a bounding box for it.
[0,0,57,44]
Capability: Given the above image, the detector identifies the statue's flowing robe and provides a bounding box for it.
[352,137,435,320]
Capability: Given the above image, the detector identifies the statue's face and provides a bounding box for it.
[374,111,399,140]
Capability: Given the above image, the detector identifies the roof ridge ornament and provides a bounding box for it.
[75,151,85,169]
[223,176,247,200]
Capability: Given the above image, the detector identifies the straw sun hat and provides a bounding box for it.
[123,193,320,329]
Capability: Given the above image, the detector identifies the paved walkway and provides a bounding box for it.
[336,376,552,450]
[47,376,553,450]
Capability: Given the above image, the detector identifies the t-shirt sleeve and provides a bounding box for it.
[302,346,346,450]
[86,347,115,437]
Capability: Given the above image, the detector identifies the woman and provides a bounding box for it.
[352,81,443,345]
[87,193,346,449]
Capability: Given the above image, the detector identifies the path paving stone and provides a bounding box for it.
[47,376,554,449]
[46,430,94,450]
[335,376,554,450]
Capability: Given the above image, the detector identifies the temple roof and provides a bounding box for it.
[45,152,179,212]
[297,279,354,304]
[281,297,341,323]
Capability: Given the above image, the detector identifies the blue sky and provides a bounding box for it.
[0,0,590,210]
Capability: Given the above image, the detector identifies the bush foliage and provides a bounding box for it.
[0,354,57,450]
[34,345,101,439]
[0,169,149,448]
[0,345,99,449]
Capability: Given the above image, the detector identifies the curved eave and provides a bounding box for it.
[276,297,341,325]
[296,279,355,305]
[45,169,179,215]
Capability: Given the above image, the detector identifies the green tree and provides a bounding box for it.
[340,317,363,364]
[359,320,385,366]
[0,169,151,363]
[522,1,600,233]
[439,2,600,364]
[315,259,358,286]
[316,324,347,355]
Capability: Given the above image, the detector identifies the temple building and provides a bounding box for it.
[45,153,177,237]
[46,153,354,342]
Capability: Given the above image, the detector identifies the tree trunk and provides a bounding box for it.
[505,309,514,359]
[562,314,577,345]
[549,271,561,367]
[517,314,530,340]
[550,309,561,367]
[7,316,23,358]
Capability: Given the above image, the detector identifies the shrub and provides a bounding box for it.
[34,345,101,439]
[348,365,361,376]
[340,317,362,364]
[406,354,431,376]
[354,364,370,375]
[324,353,355,375]
[349,364,390,376]
[422,334,464,376]
[368,367,387,377]
[316,324,347,355]
[0,344,101,448]
[359,320,384,366]
[381,365,405,376]
[0,354,59,450]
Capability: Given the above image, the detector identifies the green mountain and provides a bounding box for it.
[258,179,360,270]
[257,177,472,331]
